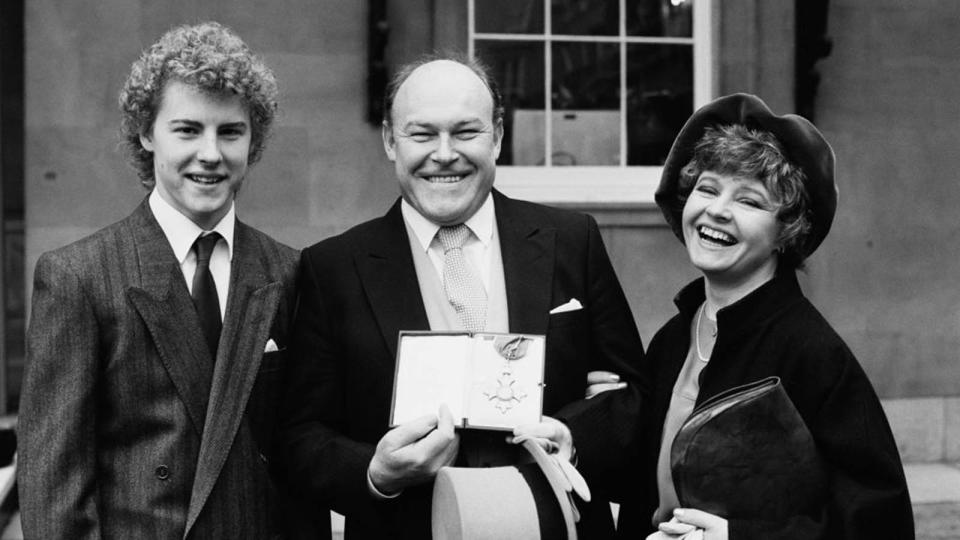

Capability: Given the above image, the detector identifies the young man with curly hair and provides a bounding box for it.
[17,22,324,540]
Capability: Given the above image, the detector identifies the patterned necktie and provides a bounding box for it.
[191,232,222,358]
[437,224,487,333]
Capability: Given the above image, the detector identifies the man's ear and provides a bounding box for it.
[492,118,504,161]
[139,132,154,152]
[382,121,397,161]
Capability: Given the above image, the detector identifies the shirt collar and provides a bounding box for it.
[673,269,803,339]
[149,189,235,264]
[401,193,495,252]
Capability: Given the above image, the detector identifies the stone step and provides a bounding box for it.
[906,463,960,540]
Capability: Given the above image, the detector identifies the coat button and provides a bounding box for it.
[258,452,269,465]
[155,465,170,481]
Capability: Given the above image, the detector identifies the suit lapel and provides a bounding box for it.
[356,201,430,359]
[356,194,555,343]
[185,222,282,535]
[494,191,555,335]
[124,200,213,436]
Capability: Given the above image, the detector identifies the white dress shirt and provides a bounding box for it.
[401,194,495,290]
[149,189,234,318]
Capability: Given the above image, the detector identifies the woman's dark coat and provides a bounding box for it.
[617,270,914,539]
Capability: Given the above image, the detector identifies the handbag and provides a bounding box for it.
[670,376,827,521]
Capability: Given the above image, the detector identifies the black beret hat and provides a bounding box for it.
[656,93,838,259]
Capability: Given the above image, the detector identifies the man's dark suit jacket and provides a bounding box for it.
[282,190,646,539]
[18,199,328,540]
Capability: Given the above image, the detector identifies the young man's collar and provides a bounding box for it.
[148,189,235,264]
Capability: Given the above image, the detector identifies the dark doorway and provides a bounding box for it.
[1,0,26,414]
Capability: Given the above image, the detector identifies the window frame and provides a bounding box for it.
[467,0,715,205]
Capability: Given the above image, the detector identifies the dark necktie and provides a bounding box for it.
[437,224,487,332]
[191,232,222,358]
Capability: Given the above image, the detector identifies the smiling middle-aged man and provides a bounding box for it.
[281,54,647,539]
[17,22,325,540]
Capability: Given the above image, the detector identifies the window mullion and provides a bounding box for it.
[619,0,627,167]
[543,0,552,167]
[694,0,714,107]
[473,33,693,44]
[467,0,475,57]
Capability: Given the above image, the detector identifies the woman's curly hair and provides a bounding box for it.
[677,124,813,270]
[118,21,278,187]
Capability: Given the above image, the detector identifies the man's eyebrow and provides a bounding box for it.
[165,119,248,128]
[401,118,485,130]
[166,118,201,125]
[400,120,432,131]
[452,119,485,129]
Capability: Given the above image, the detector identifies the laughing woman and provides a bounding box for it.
[616,94,914,539]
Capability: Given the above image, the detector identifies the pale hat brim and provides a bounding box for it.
[432,440,577,540]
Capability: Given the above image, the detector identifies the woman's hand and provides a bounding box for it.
[647,516,702,540]
[585,370,627,399]
[646,531,697,540]
[672,508,727,540]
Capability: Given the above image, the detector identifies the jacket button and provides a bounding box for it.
[258,452,269,465]
[155,465,170,481]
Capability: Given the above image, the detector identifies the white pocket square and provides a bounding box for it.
[264,339,279,353]
[549,298,583,314]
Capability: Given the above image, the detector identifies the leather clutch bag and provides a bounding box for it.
[670,376,827,521]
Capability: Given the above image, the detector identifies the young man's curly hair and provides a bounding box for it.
[118,21,278,187]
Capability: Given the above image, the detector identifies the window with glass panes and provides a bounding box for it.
[468,0,713,203]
